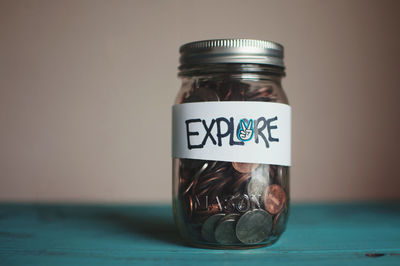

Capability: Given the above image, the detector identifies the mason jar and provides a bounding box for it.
[172,39,291,249]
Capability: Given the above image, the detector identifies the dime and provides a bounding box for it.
[236,209,273,244]
[214,214,240,245]
[263,184,286,215]
[232,162,259,174]
[201,213,225,242]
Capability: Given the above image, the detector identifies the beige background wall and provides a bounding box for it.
[1,0,399,203]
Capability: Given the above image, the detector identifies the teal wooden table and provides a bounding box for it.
[0,203,399,265]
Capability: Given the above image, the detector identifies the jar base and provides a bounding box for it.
[181,236,280,250]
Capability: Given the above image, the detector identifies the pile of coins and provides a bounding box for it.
[176,77,288,246]
[178,160,288,245]
[178,79,279,104]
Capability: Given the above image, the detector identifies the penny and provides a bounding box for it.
[236,209,273,244]
[231,172,251,193]
[201,213,225,242]
[183,163,208,195]
[204,161,218,173]
[263,184,286,215]
[214,214,240,245]
[232,162,259,174]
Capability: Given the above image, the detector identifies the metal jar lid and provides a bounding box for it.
[179,39,284,69]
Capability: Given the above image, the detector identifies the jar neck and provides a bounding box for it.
[178,63,285,79]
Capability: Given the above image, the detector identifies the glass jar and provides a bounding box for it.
[172,39,291,249]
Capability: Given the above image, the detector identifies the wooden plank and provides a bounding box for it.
[0,203,399,265]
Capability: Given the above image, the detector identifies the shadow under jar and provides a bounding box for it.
[172,39,291,249]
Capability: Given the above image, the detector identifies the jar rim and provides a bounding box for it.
[179,39,285,69]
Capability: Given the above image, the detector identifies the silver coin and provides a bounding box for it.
[214,214,240,245]
[246,165,269,198]
[236,209,273,244]
[201,213,225,242]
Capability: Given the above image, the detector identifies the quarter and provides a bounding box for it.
[235,209,273,244]
[201,213,225,242]
[214,214,240,245]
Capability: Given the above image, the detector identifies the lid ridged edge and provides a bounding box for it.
[179,38,284,68]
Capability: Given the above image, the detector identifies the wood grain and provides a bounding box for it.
[0,203,399,265]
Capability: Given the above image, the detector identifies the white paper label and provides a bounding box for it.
[172,102,291,166]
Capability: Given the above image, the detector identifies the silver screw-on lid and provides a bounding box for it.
[179,39,284,68]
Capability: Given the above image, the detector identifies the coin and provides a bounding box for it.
[214,214,240,244]
[201,213,225,242]
[263,184,286,215]
[272,208,287,236]
[183,163,208,195]
[231,172,251,193]
[232,162,259,173]
[235,209,273,244]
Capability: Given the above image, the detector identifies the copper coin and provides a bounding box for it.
[232,162,259,173]
[183,163,208,195]
[185,195,194,217]
[231,172,251,193]
[263,184,286,215]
